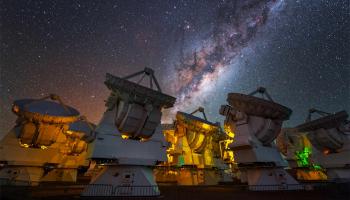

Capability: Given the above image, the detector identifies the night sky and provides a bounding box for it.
[0,0,349,137]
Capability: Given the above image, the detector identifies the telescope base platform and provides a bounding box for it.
[240,167,300,190]
[82,165,160,196]
[154,167,229,185]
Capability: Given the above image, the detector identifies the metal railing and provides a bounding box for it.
[81,184,114,196]
[80,185,161,197]
[114,185,160,196]
[247,184,305,191]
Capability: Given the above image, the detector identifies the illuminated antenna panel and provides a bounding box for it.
[220,87,299,188]
[297,110,348,153]
[65,118,95,155]
[12,95,80,147]
[103,68,176,139]
[105,72,175,109]
[176,111,219,152]
[291,109,350,181]
[227,93,292,121]
[225,87,292,145]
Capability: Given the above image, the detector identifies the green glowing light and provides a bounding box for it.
[295,147,312,167]
[295,147,323,170]
[178,155,185,166]
[312,164,322,170]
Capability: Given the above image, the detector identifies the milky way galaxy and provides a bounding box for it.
[164,0,285,122]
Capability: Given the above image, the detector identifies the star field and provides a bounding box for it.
[0,0,349,136]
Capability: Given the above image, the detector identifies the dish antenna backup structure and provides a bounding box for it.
[83,68,176,196]
[156,107,233,185]
[219,87,299,190]
[0,94,94,185]
[296,109,350,181]
[276,128,327,181]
